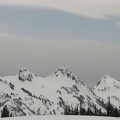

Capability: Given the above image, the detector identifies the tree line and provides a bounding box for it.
[64,98,120,117]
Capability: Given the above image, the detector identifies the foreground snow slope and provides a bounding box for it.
[0,116,118,120]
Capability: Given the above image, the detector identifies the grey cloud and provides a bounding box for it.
[0,38,120,87]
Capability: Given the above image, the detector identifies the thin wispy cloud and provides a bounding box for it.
[0,0,120,19]
[0,7,119,43]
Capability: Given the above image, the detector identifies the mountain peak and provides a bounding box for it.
[19,68,30,72]
[93,74,119,89]
[51,65,84,84]
[102,74,111,79]
[53,65,72,77]
[58,65,71,74]
[60,64,69,69]
[18,68,34,82]
[100,74,119,83]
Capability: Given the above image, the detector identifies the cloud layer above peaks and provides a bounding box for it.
[0,0,120,19]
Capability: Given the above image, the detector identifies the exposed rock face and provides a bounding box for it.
[18,68,34,82]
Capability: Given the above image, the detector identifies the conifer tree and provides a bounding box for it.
[94,105,97,115]
[113,108,119,117]
[107,97,111,116]
[98,108,101,116]
[87,107,90,115]
[1,105,9,118]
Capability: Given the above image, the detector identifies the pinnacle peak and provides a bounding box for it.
[18,68,34,82]
[19,68,30,72]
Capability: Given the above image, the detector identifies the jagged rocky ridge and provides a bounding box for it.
[0,65,119,117]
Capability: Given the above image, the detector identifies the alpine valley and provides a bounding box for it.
[0,65,120,117]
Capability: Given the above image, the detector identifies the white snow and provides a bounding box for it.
[93,74,120,108]
[0,116,118,120]
[0,66,119,116]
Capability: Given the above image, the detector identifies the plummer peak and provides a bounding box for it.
[95,74,111,87]
[101,74,119,83]
[99,74,112,83]
[95,74,118,87]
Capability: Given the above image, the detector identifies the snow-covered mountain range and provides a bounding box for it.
[0,65,119,117]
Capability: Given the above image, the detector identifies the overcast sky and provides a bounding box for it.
[0,0,120,87]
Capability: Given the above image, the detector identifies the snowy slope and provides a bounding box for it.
[0,66,108,117]
[92,74,120,108]
[0,116,119,120]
